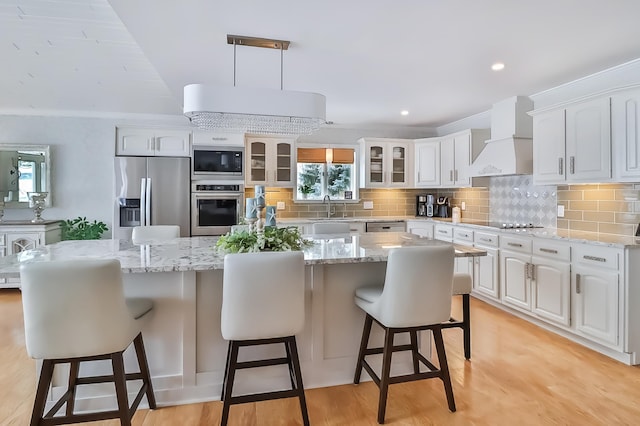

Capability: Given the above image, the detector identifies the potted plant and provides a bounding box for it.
[60,217,109,240]
[216,226,313,254]
[298,183,315,199]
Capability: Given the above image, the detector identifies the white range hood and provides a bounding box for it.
[468,96,534,177]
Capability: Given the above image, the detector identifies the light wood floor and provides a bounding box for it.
[3,288,640,425]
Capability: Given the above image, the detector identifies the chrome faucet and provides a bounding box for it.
[323,195,335,218]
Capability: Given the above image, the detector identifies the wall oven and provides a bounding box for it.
[191,182,243,236]
[191,145,244,180]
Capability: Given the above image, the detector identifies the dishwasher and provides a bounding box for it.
[365,221,406,232]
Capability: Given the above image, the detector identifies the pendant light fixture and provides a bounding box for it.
[184,35,326,135]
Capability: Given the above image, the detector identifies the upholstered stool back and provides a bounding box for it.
[222,251,305,341]
[132,225,180,244]
[312,222,350,234]
[372,244,454,328]
[20,259,142,360]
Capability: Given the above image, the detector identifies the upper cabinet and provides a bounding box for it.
[245,136,295,187]
[116,127,191,157]
[414,129,490,189]
[359,138,412,188]
[612,88,640,181]
[532,97,611,184]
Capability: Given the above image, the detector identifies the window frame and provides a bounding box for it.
[294,143,360,203]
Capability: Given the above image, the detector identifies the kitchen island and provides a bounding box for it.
[0,233,485,412]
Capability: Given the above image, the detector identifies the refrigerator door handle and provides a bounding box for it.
[140,178,147,226]
[145,178,152,225]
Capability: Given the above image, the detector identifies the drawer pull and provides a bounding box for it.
[438,230,448,234]
[508,242,523,248]
[539,248,558,254]
[479,237,492,243]
[576,273,581,294]
[583,255,606,263]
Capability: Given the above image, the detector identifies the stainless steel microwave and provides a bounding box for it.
[191,145,244,179]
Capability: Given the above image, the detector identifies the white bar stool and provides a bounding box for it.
[221,251,309,426]
[311,222,350,234]
[441,273,473,359]
[353,245,456,424]
[20,259,156,426]
[131,225,180,244]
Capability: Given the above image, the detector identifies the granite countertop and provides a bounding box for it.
[0,232,485,276]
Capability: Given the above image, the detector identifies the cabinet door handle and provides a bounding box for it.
[450,170,454,181]
[525,262,531,279]
[508,242,523,248]
[583,255,606,263]
[531,263,536,281]
[539,248,558,254]
[558,158,564,175]
[570,156,575,174]
[454,169,459,181]
[576,273,581,294]
[417,171,421,182]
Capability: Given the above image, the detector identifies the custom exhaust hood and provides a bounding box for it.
[468,96,534,177]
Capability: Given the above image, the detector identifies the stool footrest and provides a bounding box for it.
[75,372,144,385]
[230,389,299,405]
[236,357,289,369]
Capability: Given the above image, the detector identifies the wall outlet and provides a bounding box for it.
[277,201,285,210]
[557,204,565,217]
[461,201,466,210]
[363,201,374,210]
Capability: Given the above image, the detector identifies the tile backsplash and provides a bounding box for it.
[247,177,640,237]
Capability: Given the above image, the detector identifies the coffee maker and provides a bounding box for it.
[436,196,450,218]
[416,194,435,217]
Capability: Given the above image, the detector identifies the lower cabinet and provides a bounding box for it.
[0,220,62,288]
[405,220,434,239]
[500,236,571,328]
[474,246,499,300]
[572,245,621,349]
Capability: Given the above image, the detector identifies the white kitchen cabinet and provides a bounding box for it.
[246,137,295,187]
[0,220,62,288]
[500,246,531,312]
[612,88,640,181]
[116,127,191,157]
[531,240,571,327]
[473,231,500,301]
[359,138,411,188]
[500,236,571,326]
[532,109,566,184]
[573,246,621,349]
[414,130,489,189]
[192,131,244,147]
[532,97,611,184]
[453,228,474,276]
[414,138,441,187]
[406,220,434,239]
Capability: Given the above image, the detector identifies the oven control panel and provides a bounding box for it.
[193,184,242,192]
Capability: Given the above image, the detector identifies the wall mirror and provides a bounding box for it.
[0,144,51,208]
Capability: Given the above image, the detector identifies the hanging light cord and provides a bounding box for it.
[231,37,284,90]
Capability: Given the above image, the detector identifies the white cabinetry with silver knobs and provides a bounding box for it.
[0,220,62,288]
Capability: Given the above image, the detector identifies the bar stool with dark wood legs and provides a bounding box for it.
[441,273,473,359]
[20,259,157,426]
[353,244,456,424]
[220,251,309,426]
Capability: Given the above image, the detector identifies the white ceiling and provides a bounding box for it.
[2,0,640,129]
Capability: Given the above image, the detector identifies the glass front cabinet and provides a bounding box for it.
[246,137,295,187]
[359,138,411,188]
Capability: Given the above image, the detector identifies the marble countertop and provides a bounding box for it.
[0,232,485,275]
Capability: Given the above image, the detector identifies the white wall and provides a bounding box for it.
[0,114,188,237]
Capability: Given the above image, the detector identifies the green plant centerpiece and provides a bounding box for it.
[61,217,109,240]
[215,226,313,254]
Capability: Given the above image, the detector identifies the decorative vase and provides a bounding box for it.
[27,192,48,223]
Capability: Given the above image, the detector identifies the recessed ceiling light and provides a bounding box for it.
[400,110,409,116]
[491,62,505,71]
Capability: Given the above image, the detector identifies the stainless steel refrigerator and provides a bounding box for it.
[114,157,190,240]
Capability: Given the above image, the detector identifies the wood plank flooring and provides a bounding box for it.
[2,287,640,425]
